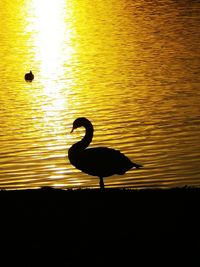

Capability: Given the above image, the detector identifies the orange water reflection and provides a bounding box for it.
[0,0,200,189]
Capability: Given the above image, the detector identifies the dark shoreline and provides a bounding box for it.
[1,187,200,264]
[1,186,200,239]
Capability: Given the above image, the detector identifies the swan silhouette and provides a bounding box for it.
[24,71,34,82]
[68,117,142,190]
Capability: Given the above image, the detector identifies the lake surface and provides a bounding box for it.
[0,0,200,189]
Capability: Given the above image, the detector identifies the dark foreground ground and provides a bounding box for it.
[1,187,200,265]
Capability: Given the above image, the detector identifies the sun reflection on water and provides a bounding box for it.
[30,0,75,90]
[25,0,78,130]
[22,0,78,183]
[1,0,199,189]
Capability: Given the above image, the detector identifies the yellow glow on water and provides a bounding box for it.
[0,0,200,189]
[25,0,77,130]
[30,0,75,88]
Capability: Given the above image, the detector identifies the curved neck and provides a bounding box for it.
[74,123,93,151]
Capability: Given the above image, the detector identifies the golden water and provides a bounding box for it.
[0,0,200,189]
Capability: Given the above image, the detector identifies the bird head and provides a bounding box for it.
[70,117,91,133]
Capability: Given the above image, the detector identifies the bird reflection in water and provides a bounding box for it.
[68,117,142,190]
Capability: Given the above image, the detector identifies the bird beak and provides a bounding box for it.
[70,127,74,133]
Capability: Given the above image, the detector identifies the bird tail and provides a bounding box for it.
[133,163,143,169]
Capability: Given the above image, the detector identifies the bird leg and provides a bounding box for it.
[99,177,104,190]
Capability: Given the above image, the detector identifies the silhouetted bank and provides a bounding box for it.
[1,187,200,264]
[1,186,200,240]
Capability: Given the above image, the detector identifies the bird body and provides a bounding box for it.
[69,147,137,178]
[68,117,142,189]
[25,70,34,82]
